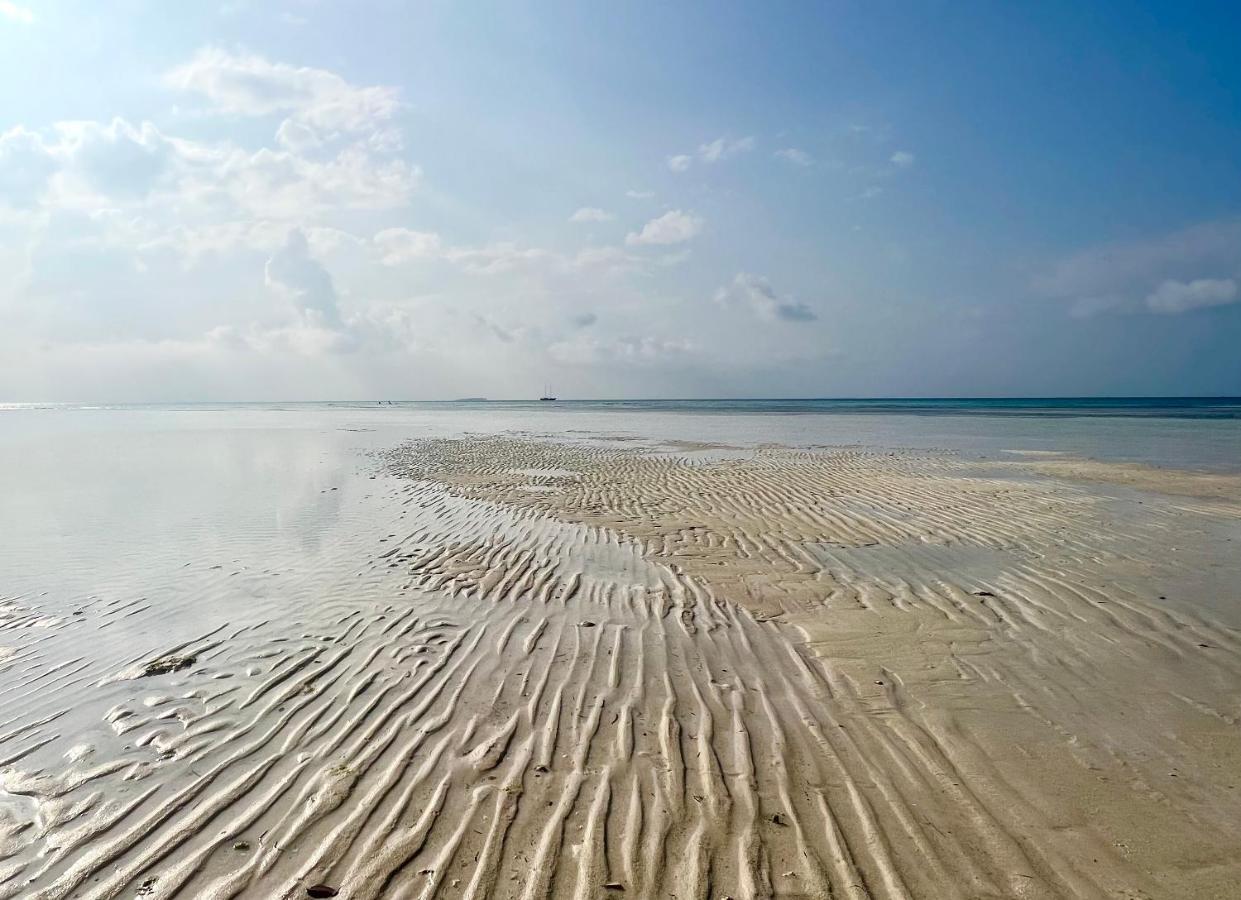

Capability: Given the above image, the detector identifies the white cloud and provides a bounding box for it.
[53,119,177,198]
[625,209,703,246]
[0,115,417,220]
[568,245,642,274]
[626,189,654,199]
[0,127,57,206]
[568,206,613,223]
[209,144,419,217]
[275,118,322,152]
[0,1,33,23]
[714,272,817,322]
[890,150,915,168]
[165,47,401,143]
[0,119,193,211]
[265,228,345,330]
[775,147,813,166]
[444,242,555,274]
[666,154,692,173]
[1145,278,1238,314]
[373,227,443,265]
[698,136,754,163]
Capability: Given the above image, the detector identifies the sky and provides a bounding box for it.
[1,0,1239,401]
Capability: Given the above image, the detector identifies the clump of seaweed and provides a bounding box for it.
[140,655,195,677]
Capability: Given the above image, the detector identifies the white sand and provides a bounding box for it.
[1,431,1239,898]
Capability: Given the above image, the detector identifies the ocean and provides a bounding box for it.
[3,397,1240,471]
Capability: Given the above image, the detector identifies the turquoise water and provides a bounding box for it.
[5,397,1240,418]
[2,399,1239,471]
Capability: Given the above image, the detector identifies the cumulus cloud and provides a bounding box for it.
[373,227,443,265]
[666,154,692,173]
[275,119,321,152]
[775,147,813,166]
[1146,278,1238,314]
[0,127,57,206]
[715,272,817,322]
[55,119,178,198]
[0,115,417,220]
[0,120,183,208]
[890,150,915,168]
[625,209,703,246]
[203,144,419,217]
[166,47,400,143]
[265,228,344,330]
[568,206,613,223]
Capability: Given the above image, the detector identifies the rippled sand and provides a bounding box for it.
[2,434,1240,899]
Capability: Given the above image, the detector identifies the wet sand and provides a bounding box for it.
[2,431,1240,898]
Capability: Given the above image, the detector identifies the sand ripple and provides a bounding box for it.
[1,439,1239,898]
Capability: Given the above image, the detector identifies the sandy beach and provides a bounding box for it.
[5,0,1240,894]
[1,411,1240,899]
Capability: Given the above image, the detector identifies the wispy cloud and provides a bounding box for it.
[1146,278,1238,314]
[667,135,755,172]
[698,135,754,163]
[774,147,813,166]
[714,272,817,322]
[548,334,693,366]
[889,150,915,168]
[568,206,613,223]
[1037,218,1241,318]
[0,1,33,24]
[1038,219,1241,300]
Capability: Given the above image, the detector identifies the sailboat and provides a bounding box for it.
[539,383,557,401]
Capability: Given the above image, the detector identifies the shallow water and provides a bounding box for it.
[1,403,1237,618]
[4,401,1239,475]
[2,403,1237,674]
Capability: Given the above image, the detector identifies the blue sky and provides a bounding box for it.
[1,0,1239,400]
